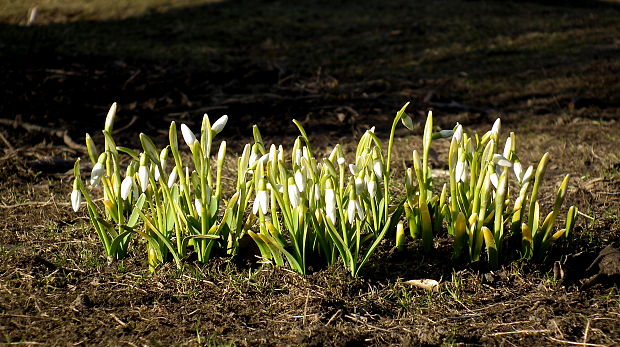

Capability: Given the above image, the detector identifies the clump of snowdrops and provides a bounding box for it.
[71,103,579,275]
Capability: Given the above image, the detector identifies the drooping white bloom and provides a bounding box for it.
[522,165,534,184]
[455,159,468,183]
[369,126,376,133]
[347,199,364,224]
[337,157,346,165]
[211,115,228,135]
[492,154,513,168]
[71,185,81,212]
[513,161,523,182]
[195,198,203,217]
[252,190,269,215]
[294,170,306,192]
[138,165,149,192]
[373,159,383,179]
[90,162,105,186]
[367,178,377,198]
[120,175,134,200]
[288,184,301,209]
[180,124,197,147]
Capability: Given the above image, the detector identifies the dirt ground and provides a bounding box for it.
[1,0,620,345]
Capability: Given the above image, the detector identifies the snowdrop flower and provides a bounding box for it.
[71,181,81,212]
[503,137,512,159]
[294,170,306,192]
[492,154,513,168]
[324,182,337,224]
[373,159,383,179]
[164,167,177,188]
[514,163,534,184]
[455,155,468,183]
[287,178,301,209]
[180,124,197,147]
[120,175,134,200]
[453,124,463,143]
[252,183,269,215]
[491,118,501,137]
[90,153,106,186]
[367,176,377,198]
[104,102,117,133]
[211,115,228,135]
[347,198,364,225]
[138,165,148,192]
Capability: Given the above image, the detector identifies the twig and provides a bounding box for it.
[0,118,85,152]
[547,337,608,347]
[0,131,14,151]
[583,319,591,346]
[487,329,550,336]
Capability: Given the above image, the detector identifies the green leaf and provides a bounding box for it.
[127,193,146,228]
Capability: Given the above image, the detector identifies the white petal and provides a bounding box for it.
[455,160,465,183]
[195,199,203,217]
[211,115,228,135]
[373,160,383,179]
[167,168,178,188]
[138,165,149,192]
[355,200,365,220]
[491,118,501,136]
[90,162,105,186]
[104,102,117,132]
[503,137,512,158]
[349,164,359,176]
[121,176,133,200]
[492,154,513,168]
[71,190,81,212]
[337,157,346,165]
[513,162,523,183]
[490,173,499,189]
[347,200,356,224]
[367,180,377,198]
[288,184,300,209]
[180,124,197,147]
[294,171,306,192]
[522,165,534,184]
[453,124,463,143]
[325,188,336,209]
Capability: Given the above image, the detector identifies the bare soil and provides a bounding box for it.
[1,0,619,345]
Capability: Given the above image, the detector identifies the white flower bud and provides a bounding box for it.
[138,165,149,192]
[211,115,228,135]
[71,187,81,212]
[180,124,197,147]
[121,175,133,200]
